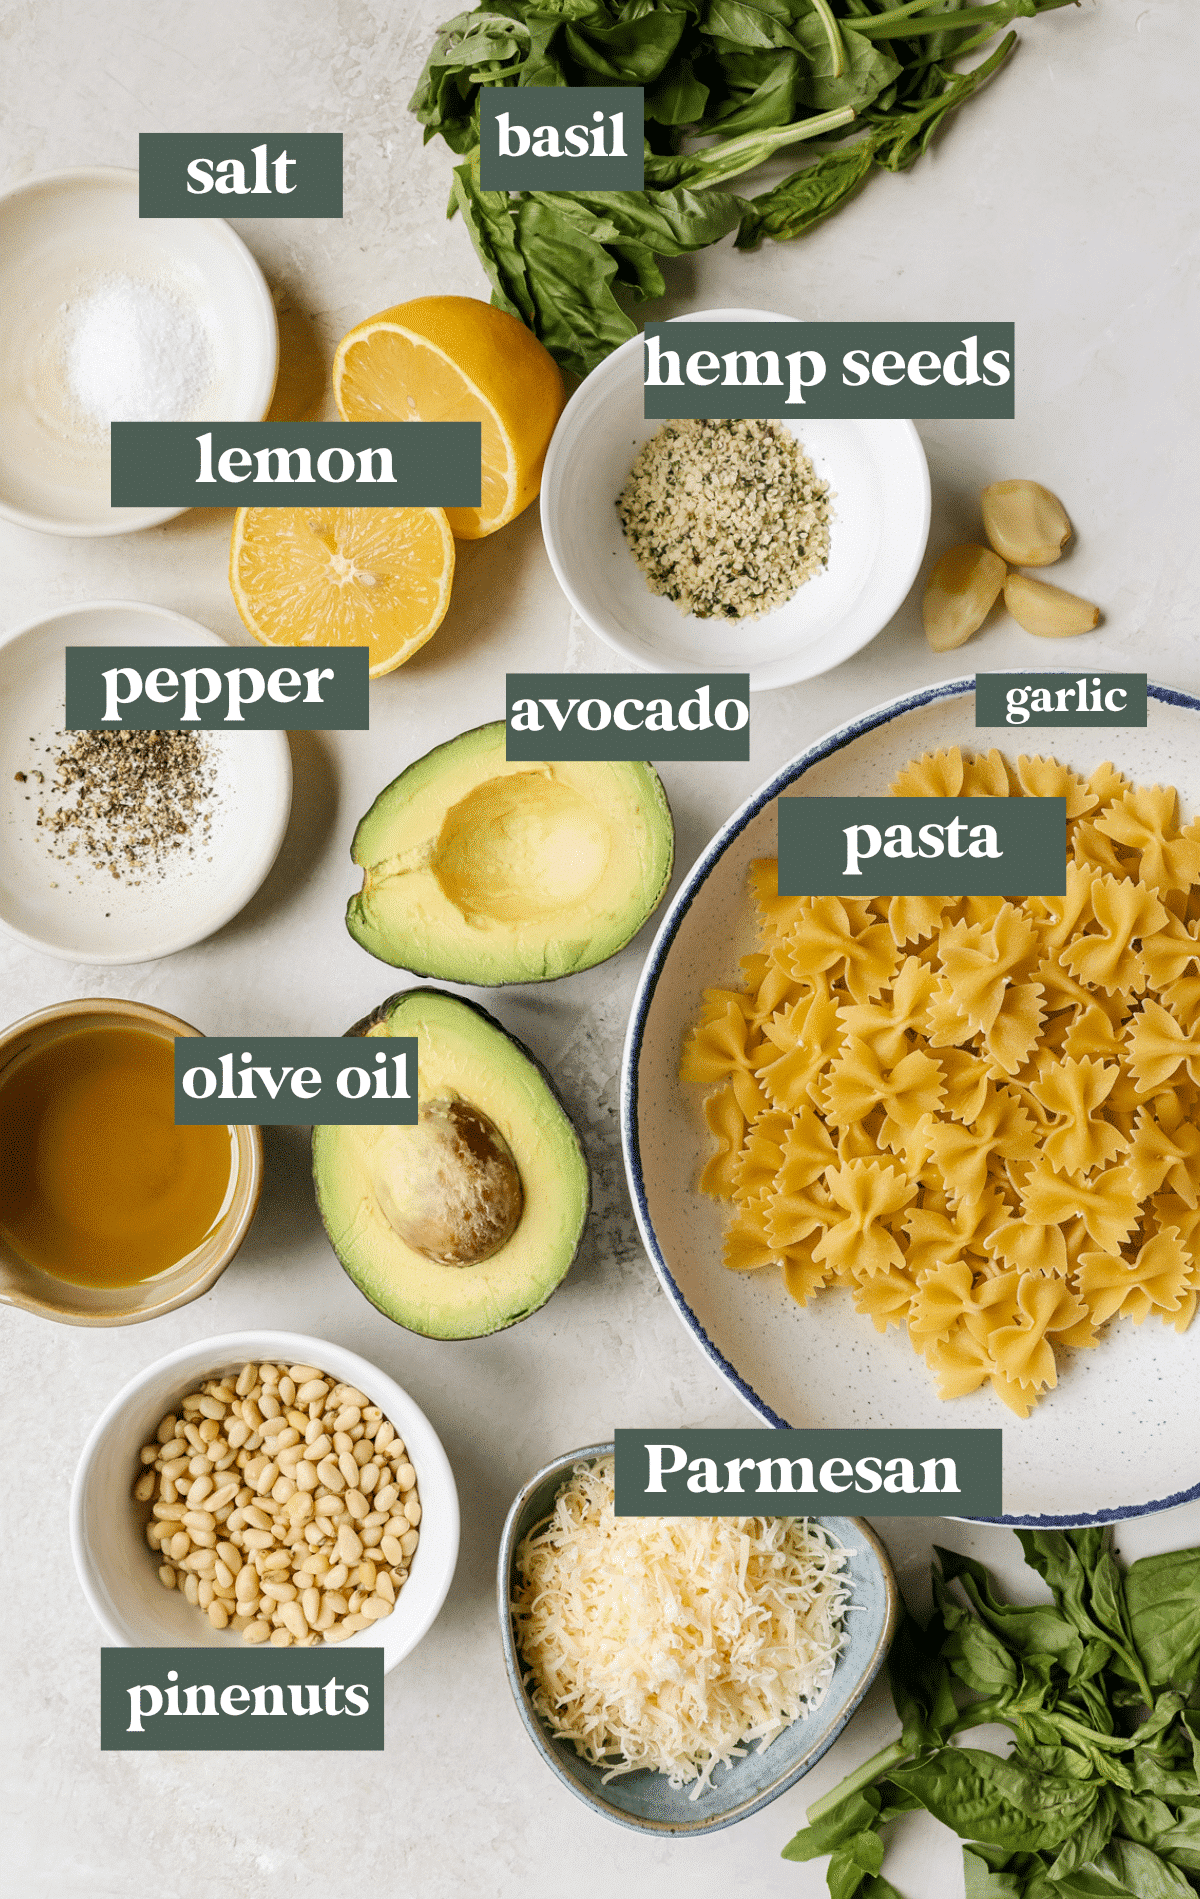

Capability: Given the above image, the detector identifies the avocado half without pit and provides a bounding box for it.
[345,720,675,983]
[312,987,590,1338]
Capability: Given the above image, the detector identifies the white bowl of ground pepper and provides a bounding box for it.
[0,167,277,536]
[0,601,292,962]
[540,309,930,691]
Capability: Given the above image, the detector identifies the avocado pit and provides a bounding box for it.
[371,1094,523,1266]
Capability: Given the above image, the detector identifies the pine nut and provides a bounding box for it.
[139,1362,417,1645]
[396,1463,416,1492]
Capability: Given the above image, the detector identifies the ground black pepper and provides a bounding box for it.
[23,728,215,884]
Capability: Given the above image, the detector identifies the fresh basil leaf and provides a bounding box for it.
[885,1610,960,1749]
[645,50,709,123]
[512,196,636,376]
[702,50,803,134]
[1094,1839,1196,1899]
[790,17,902,113]
[890,1747,1102,1854]
[782,1787,883,1862]
[736,135,876,246]
[703,0,804,56]
[560,4,689,82]
[942,1607,1022,1699]
[1046,1788,1118,1880]
[532,183,742,253]
[939,1547,1089,1671]
[962,1846,1026,1898]
[450,161,536,321]
[1126,1549,1200,1693]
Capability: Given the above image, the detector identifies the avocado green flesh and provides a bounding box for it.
[345,721,674,984]
[313,988,589,1339]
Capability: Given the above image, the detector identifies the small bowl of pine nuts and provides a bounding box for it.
[70,1330,459,1669]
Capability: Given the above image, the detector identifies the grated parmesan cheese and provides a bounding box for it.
[510,1456,851,1798]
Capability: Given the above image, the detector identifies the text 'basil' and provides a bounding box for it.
[479,85,644,191]
[173,1038,417,1126]
[777,796,1067,897]
[614,1429,1002,1518]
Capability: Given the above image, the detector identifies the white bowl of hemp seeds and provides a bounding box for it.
[540,309,930,692]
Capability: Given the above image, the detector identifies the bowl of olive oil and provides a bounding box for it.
[0,998,262,1325]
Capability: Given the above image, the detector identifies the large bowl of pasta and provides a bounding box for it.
[621,677,1200,1525]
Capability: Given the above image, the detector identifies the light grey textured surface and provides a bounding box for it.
[1,2,1198,1894]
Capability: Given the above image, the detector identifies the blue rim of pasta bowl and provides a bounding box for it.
[620,677,1200,1530]
[496,1441,900,1835]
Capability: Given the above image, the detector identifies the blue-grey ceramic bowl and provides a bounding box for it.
[497,1442,899,1836]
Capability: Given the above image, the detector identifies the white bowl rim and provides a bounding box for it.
[0,165,279,537]
[496,1439,898,1835]
[0,598,292,964]
[69,1328,461,1671]
[620,674,1200,1530]
[539,305,931,692]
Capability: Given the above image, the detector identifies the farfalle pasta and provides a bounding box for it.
[681,747,1200,1417]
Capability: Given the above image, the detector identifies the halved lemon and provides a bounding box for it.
[332,296,565,540]
[229,506,455,678]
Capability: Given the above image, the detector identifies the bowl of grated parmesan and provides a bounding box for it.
[497,1444,898,1834]
[539,309,930,692]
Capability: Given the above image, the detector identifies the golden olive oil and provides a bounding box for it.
[0,1025,234,1288]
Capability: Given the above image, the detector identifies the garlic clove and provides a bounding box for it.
[1004,571,1100,638]
[981,480,1072,566]
[922,544,1007,652]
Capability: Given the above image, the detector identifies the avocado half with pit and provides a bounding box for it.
[312,987,590,1339]
[345,721,674,984]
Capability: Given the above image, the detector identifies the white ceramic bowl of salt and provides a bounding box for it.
[0,167,278,536]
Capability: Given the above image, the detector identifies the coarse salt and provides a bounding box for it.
[64,274,213,427]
